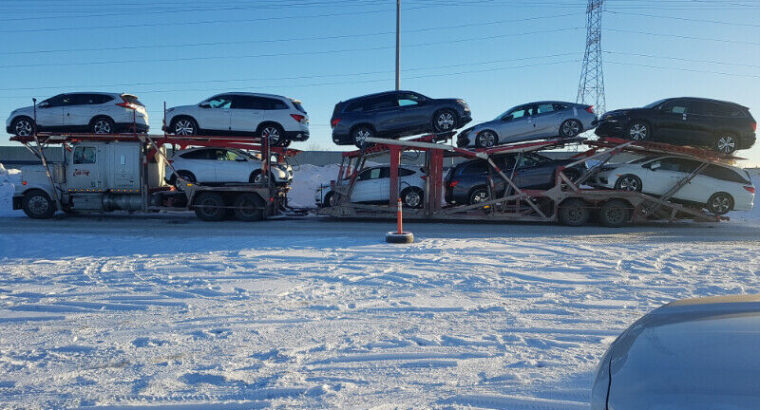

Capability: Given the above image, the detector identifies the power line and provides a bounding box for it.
[606,61,760,79]
[606,10,760,27]
[606,28,760,46]
[604,51,760,69]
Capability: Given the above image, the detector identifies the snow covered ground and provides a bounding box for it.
[0,164,759,408]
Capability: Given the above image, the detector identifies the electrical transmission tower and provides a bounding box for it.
[576,0,605,114]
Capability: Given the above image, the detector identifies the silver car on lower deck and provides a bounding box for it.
[457,101,598,148]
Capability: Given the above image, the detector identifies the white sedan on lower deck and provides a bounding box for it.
[591,155,754,214]
[316,165,426,208]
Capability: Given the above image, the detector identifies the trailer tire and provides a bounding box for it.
[599,199,631,227]
[193,192,226,221]
[22,190,56,219]
[558,198,590,226]
[707,192,733,215]
[232,193,265,221]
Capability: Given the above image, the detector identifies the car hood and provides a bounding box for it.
[601,107,647,119]
[8,105,34,116]
[592,294,760,409]
[166,104,198,113]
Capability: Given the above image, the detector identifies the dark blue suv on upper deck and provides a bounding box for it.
[330,90,471,147]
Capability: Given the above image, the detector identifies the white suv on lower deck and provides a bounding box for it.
[7,92,149,136]
[163,92,309,147]
[166,147,293,186]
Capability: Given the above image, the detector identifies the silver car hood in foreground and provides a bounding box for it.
[592,294,760,410]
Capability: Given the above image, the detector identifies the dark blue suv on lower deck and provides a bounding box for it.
[330,90,471,147]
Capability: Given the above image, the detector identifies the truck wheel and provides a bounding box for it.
[599,199,631,227]
[232,193,264,221]
[22,190,56,219]
[193,192,226,221]
[558,198,590,226]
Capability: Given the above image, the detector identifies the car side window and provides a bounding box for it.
[42,94,66,107]
[180,149,212,160]
[655,158,683,172]
[91,94,113,104]
[358,168,382,180]
[508,105,533,120]
[73,146,96,164]
[366,96,396,111]
[517,154,541,168]
[397,93,424,107]
[553,103,568,111]
[398,168,415,177]
[206,95,232,109]
[702,165,747,183]
[345,101,364,113]
[661,101,687,114]
[536,103,555,114]
[67,94,91,105]
[225,151,244,161]
[466,161,489,175]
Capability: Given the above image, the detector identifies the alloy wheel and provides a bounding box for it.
[628,123,648,140]
[436,112,455,131]
[174,119,195,135]
[716,136,736,154]
[14,119,33,136]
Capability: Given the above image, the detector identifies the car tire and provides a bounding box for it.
[707,192,733,215]
[259,123,286,146]
[468,187,490,205]
[559,119,582,138]
[475,130,498,148]
[249,170,266,184]
[614,174,642,192]
[401,187,424,208]
[627,120,650,141]
[172,171,196,188]
[714,134,737,155]
[22,190,56,219]
[433,109,458,133]
[599,199,631,227]
[232,193,264,221]
[172,117,198,136]
[352,126,375,148]
[558,198,590,226]
[11,116,35,137]
[91,116,115,134]
[325,191,342,207]
[193,192,226,221]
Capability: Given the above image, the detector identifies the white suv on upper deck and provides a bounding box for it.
[7,92,149,136]
[163,92,309,147]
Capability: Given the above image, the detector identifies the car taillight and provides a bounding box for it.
[585,105,594,114]
[331,118,341,128]
[449,180,458,188]
[22,181,27,185]
[117,97,138,110]
[420,175,427,180]
[752,121,757,132]
[168,159,174,164]
[290,114,305,123]
[744,185,755,193]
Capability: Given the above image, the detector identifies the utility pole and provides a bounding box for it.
[576,0,605,114]
[395,0,400,90]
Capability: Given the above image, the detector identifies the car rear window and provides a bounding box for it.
[291,99,307,114]
[121,94,145,107]
[702,164,750,184]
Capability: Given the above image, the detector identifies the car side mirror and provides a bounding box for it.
[199,102,211,108]
[235,157,246,162]
[502,115,513,122]
[648,162,661,171]
[38,101,49,108]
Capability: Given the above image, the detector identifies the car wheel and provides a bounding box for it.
[599,199,631,227]
[250,170,266,184]
[559,119,582,138]
[352,126,375,148]
[11,117,34,137]
[558,198,590,226]
[193,192,226,221]
[401,187,424,208]
[468,187,490,205]
[259,124,285,146]
[433,109,457,132]
[475,130,498,148]
[172,117,198,136]
[627,120,650,141]
[614,174,642,192]
[232,193,264,221]
[22,190,55,219]
[325,191,341,207]
[91,117,115,134]
[707,192,733,215]
[714,134,737,155]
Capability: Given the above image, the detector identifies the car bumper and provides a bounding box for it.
[332,130,354,146]
[12,195,22,210]
[739,133,756,150]
[6,125,13,134]
[115,122,149,133]
[594,120,627,138]
[284,130,309,142]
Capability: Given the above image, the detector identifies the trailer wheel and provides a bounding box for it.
[401,187,424,208]
[558,198,590,226]
[193,192,226,221]
[707,192,733,215]
[599,199,631,227]
[232,193,264,221]
[22,190,56,219]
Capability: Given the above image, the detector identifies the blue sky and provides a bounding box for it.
[1,0,759,165]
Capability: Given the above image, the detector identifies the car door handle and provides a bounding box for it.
[682,113,687,120]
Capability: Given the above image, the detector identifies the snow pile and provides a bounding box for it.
[288,163,341,209]
[729,172,760,224]
[0,163,21,217]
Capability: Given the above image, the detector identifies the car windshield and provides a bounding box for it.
[644,99,667,109]
[495,105,520,120]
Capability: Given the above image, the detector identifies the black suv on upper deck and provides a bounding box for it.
[330,90,471,147]
[595,97,756,154]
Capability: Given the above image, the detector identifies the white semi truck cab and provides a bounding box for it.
[13,139,284,221]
